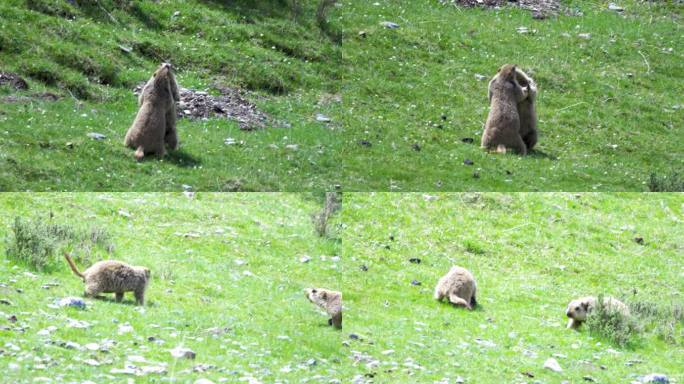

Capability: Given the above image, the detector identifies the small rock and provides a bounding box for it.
[381,21,400,29]
[411,143,421,151]
[544,358,563,372]
[411,280,421,286]
[84,343,99,351]
[358,140,372,147]
[0,299,12,305]
[359,265,368,272]
[578,33,592,40]
[583,376,596,382]
[475,74,486,81]
[86,132,106,140]
[7,315,17,323]
[608,3,624,12]
[634,237,644,245]
[117,323,134,335]
[517,26,530,34]
[349,333,360,340]
[461,137,474,144]
[464,159,474,165]
[195,380,215,384]
[641,374,669,384]
[315,113,331,122]
[306,358,317,366]
[170,346,196,359]
[285,144,299,150]
[358,31,367,38]
[409,258,421,264]
[300,256,311,263]
[55,297,86,309]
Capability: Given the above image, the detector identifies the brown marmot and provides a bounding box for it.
[482,64,529,155]
[124,63,180,161]
[305,288,342,329]
[64,253,150,305]
[513,68,538,151]
[565,296,630,329]
[434,266,477,310]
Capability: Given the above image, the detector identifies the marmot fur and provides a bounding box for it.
[513,68,538,151]
[434,266,477,310]
[482,64,529,155]
[305,288,342,329]
[64,253,150,305]
[566,296,630,329]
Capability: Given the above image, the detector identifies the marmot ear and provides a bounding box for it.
[321,292,327,300]
[582,302,589,310]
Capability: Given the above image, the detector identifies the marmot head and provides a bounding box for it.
[305,288,327,306]
[498,64,517,81]
[566,299,590,321]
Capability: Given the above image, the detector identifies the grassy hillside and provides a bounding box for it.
[0,0,345,191]
[340,193,683,382]
[337,0,684,191]
[1,1,682,191]
[0,193,343,383]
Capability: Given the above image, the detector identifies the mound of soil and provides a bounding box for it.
[133,84,270,130]
[0,72,29,90]
[439,0,563,18]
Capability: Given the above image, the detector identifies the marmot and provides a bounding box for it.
[305,288,342,329]
[513,68,538,151]
[565,296,630,329]
[64,253,150,305]
[482,64,529,155]
[434,266,477,310]
[124,63,180,161]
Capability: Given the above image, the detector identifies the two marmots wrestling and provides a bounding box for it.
[482,64,538,155]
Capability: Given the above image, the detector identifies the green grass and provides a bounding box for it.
[340,193,683,382]
[0,0,345,191]
[0,193,682,382]
[0,193,343,382]
[337,0,684,191]
[1,1,682,191]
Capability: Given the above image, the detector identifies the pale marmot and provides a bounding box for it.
[565,296,630,329]
[305,288,342,329]
[64,253,150,305]
[434,266,477,310]
[124,63,180,161]
[482,64,529,155]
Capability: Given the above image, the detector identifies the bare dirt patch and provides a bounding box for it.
[133,84,271,130]
[439,0,565,18]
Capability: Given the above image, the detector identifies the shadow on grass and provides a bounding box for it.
[528,149,557,160]
[165,149,201,168]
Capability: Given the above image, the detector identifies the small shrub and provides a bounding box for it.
[463,240,485,255]
[4,215,114,272]
[585,295,640,348]
[630,300,684,345]
[648,172,684,192]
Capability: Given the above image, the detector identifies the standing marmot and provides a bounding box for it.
[434,266,477,310]
[482,64,529,155]
[305,288,342,329]
[64,253,151,305]
[513,68,538,151]
[565,296,630,329]
[124,63,180,161]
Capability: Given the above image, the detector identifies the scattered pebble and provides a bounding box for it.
[55,297,86,309]
[316,113,332,122]
[411,280,421,286]
[544,357,563,372]
[409,258,421,264]
[87,132,107,141]
[641,374,669,384]
[464,159,474,165]
[578,33,592,40]
[381,21,400,29]
[474,74,486,81]
[608,3,624,12]
[170,346,196,359]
